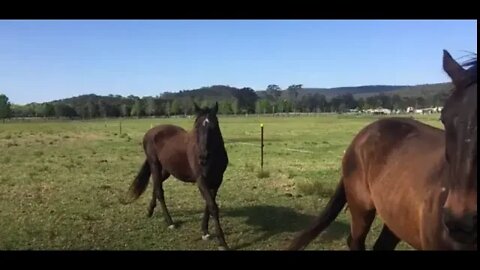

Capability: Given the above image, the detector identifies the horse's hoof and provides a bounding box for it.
[168,224,176,230]
[218,246,229,251]
[202,234,211,241]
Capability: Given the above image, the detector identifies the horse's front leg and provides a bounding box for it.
[197,179,228,250]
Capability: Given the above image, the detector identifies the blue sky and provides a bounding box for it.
[0,20,476,105]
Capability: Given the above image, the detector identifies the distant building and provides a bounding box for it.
[365,107,391,115]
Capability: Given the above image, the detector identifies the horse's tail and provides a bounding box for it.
[287,178,347,250]
[127,159,151,201]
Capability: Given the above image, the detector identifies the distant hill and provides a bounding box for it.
[386,82,452,98]
[28,82,453,106]
[303,85,405,97]
[256,83,452,100]
[50,93,136,106]
[161,85,243,101]
[11,81,454,118]
[257,85,405,100]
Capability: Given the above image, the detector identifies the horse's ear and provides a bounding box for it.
[194,102,201,114]
[443,50,466,87]
[213,101,219,114]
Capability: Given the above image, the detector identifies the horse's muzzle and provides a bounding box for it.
[443,209,477,247]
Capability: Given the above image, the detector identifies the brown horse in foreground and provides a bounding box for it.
[127,102,230,250]
[288,50,477,250]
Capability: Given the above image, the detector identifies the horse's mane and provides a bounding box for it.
[462,54,477,82]
[463,59,477,69]
[462,53,477,68]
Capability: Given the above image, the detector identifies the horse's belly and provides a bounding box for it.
[371,175,425,249]
[158,150,195,182]
[170,171,196,182]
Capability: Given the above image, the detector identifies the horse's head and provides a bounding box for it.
[193,102,221,152]
[441,50,477,249]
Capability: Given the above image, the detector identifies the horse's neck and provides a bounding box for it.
[211,128,225,146]
[424,151,450,194]
[207,129,225,151]
[418,153,452,247]
[193,127,224,154]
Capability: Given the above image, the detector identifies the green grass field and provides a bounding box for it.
[0,114,443,250]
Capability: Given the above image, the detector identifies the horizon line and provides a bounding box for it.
[7,80,452,106]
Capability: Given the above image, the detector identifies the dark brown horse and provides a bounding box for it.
[127,102,230,250]
[288,50,477,250]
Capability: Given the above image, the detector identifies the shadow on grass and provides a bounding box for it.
[223,205,349,250]
[130,203,350,250]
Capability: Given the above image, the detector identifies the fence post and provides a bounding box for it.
[260,123,264,172]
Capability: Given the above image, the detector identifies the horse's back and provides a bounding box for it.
[144,124,187,145]
[346,117,443,161]
[143,124,195,181]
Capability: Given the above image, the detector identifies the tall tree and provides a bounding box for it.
[44,103,55,117]
[164,101,171,117]
[391,94,403,110]
[219,100,233,115]
[98,100,107,118]
[416,97,426,108]
[0,94,12,122]
[120,104,129,117]
[131,99,144,118]
[232,98,239,115]
[233,87,258,113]
[182,98,192,115]
[266,84,282,102]
[86,101,98,118]
[357,97,366,111]
[259,99,270,114]
[144,97,157,116]
[170,99,180,115]
[255,100,262,114]
[286,84,302,111]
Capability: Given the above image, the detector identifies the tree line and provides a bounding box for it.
[1,83,450,120]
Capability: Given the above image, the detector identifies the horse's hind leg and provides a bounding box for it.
[347,206,376,250]
[156,170,174,228]
[147,159,174,227]
[373,224,400,250]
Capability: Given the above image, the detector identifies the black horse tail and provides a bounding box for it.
[127,160,151,201]
[287,178,347,250]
